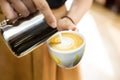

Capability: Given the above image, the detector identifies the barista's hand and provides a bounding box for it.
[57,17,78,31]
[0,0,56,28]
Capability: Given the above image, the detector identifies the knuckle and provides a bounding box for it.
[8,0,20,3]
[33,0,51,15]
[39,3,47,11]
[20,9,30,17]
[33,0,48,11]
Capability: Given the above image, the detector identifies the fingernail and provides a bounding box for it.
[75,28,79,32]
[51,22,57,28]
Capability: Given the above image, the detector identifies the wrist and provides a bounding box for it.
[61,15,75,25]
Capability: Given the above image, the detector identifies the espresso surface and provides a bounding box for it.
[49,32,83,51]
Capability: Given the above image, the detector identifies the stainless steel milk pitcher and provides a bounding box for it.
[0,13,57,57]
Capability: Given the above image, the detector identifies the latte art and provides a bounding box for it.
[56,37,74,50]
[49,32,83,51]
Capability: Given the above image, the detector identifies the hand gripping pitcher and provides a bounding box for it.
[0,13,57,57]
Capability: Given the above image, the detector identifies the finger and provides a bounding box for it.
[33,0,57,28]
[0,0,17,19]
[75,28,79,32]
[57,19,77,31]
[69,25,77,31]
[57,25,76,31]
[9,0,30,17]
[22,0,36,13]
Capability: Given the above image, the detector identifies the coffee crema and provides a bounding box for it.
[49,32,83,51]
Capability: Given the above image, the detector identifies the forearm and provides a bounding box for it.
[67,0,93,24]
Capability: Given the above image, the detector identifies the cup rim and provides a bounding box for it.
[46,30,85,54]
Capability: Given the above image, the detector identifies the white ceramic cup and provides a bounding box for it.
[46,31,85,69]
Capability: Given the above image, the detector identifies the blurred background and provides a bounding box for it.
[76,0,120,80]
[0,0,120,80]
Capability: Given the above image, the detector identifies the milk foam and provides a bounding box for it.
[57,37,74,49]
[49,32,83,51]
